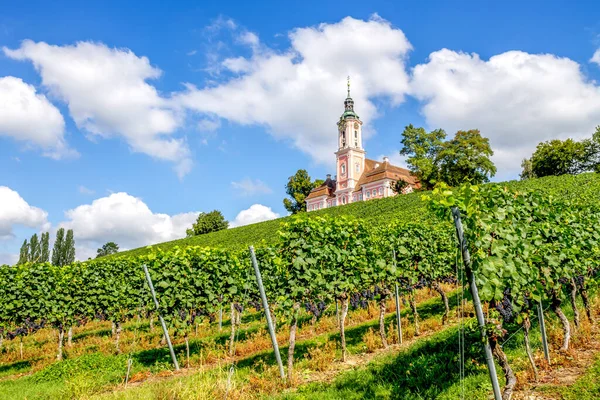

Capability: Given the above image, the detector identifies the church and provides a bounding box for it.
[306,79,420,212]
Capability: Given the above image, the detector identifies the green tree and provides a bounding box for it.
[64,229,76,264]
[40,232,50,262]
[399,124,446,190]
[391,179,409,194]
[520,158,535,180]
[96,242,120,258]
[29,233,41,263]
[186,210,228,237]
[436,129,496,186]
[283,169,323,214]
[52,228,65,266]
[527,138,586,178]
[17,240,29,265]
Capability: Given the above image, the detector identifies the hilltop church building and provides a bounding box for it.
[306,80,420,212]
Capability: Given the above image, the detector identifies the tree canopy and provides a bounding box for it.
[186,210,229,236]
[436,129,496,186]
[523,127,600,179]
[283,169,323,214]
[96,242,120,258]
[400,124,446,190]
[400,125,496,188]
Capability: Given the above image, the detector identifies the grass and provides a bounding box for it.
[1,283,598,399]
[112,173,600,258]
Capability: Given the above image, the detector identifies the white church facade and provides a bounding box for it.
[306,80,420,212]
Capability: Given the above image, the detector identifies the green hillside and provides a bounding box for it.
[115,173,600,258]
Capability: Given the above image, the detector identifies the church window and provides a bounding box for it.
[372,189,377,197]
[341,163,346,175]
[379,187,383,195]
[366,191,370,199]
[359,194,363,200]
[355,162,360,173]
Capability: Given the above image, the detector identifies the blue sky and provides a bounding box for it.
[1,0,600,262]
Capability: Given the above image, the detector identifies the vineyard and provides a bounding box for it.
[1,172,600,399]
[114,172,600,257]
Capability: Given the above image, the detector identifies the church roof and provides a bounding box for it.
[306,175,337,200]
[352,158,420,193]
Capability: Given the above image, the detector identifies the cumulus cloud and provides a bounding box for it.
[231,178,272,196]
[411,49,600,179]
[0,76,76,158]
[229,204,280,228]
[176,15,412,165]
[0,186,49,239]
[591,48,600,66]
[59,192,199,260]
[4,40,191,177]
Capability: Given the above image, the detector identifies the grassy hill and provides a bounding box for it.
[115,173,600,258]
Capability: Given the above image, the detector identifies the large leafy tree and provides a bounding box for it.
[96,242,119,258]
[399,124,446,190]
[524,128,600,178]
[436,129,496,186]
[283,169,323,214]
[186,210,228,237]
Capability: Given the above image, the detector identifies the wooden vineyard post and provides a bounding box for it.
[143,264,180,371]
[249,246,286,380]
[537,301,551,365]
[452,208,502,400]
[394,283,403,344]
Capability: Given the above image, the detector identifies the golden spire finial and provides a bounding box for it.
[347,75,351,97]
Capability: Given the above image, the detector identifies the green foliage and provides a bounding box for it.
[96,242,120,258]
[111,173,600,259]
[64,229,76,264]
[186,210,228,237]
[436,129,496,186]
[525,128,600,178]
[52,228,65,266]
[29,234,40,263]
[40,232,50,263]
[17,239,29,265]
[283,169,323,214]
[390,179,409,194]
[520,158,534,180]
[400,124,446,190]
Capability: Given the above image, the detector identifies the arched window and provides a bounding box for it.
[379,187,383,195]
[355,162,360,173]
[341,163,346,176]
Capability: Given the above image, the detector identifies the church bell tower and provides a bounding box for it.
[334,77,365,205]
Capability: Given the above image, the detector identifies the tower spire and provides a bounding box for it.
[347,75,351,98]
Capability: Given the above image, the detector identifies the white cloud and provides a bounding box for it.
[591,48,600,66]
[4,40,191,177]
[411,49,600,179]
[0,186,49,239]
[176,15,412,165]
[59,192,199,260]
[231,178,272,196]
[0,76,76,158]
[229,204,280,228]
[198,118,221,132]
[78,185,95,195]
